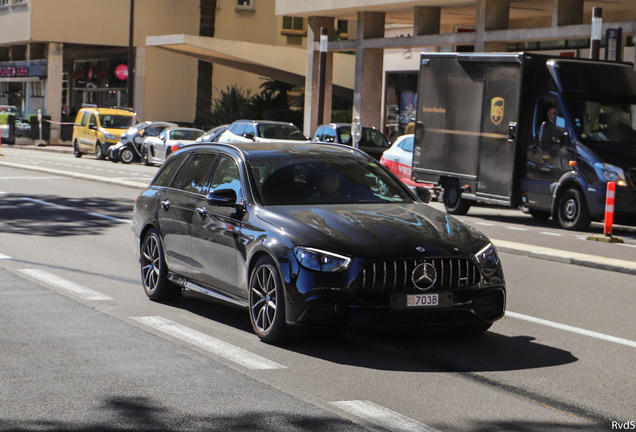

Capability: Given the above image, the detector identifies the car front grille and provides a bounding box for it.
[627,168,636,191]
[354,258,481,293]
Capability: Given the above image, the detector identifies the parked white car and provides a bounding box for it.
[141,127,204,166]
[217,120,307,144]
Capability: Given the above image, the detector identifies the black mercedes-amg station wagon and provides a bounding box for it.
[132,142,506,343]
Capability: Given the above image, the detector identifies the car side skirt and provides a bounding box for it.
[167,273,248,308]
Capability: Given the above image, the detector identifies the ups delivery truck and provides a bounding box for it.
[412,52,636,230]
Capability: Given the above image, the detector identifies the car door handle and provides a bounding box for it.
[196,207,208,219]
[160,200,170,210]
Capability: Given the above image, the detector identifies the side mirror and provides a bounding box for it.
[206,188,238,207]
[243,132,255,140]
[160,136,166,142]
[415,186,432,204]
[88,123,97,130]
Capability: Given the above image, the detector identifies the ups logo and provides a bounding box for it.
[490,97,505,125]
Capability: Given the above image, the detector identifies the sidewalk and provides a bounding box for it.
[5,137,73,155]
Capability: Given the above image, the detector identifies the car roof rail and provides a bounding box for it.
[110,106,135,112]
[81,103,98,108]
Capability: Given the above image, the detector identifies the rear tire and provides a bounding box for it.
[558,188,591,230]
[73,140,83,158]
[140,229,182,301]
[141,147,151,166]
[120,147,135,164]
[443,180,471,215]
[95,141,106,160]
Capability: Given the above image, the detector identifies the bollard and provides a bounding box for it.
[604,181,616,235]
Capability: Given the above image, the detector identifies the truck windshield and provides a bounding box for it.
[569,100,636,144]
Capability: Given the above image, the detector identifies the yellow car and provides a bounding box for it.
[72,105,135,159]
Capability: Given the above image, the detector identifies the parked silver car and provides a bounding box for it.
[109,121,177,164]
[141,127,204,166]
[217,120,307,144]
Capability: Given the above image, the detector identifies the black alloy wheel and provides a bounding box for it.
[140,229,182,301]
[558,188,591,230]
[249,256,290,343]
[443,180,471,215]
[73,140,83,158]
[120,147,135,164]
[95,141,106,160]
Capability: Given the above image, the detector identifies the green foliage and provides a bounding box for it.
[331,110,352,124]
[0,113,15,125]
[199,84,253,127]
[28,114,51,126]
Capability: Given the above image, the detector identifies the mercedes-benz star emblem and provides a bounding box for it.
[412,263,437,290]
[416,247,426,253]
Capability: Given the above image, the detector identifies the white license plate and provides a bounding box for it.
[407,293,439,307]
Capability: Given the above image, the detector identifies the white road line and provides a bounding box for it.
[133,316,286,370]
[506,311,636,349]
[506,227,527,231]
[0,252,12,260]
[18,269,113,301]
[475,222,495,226]
[0,176,63,180]
[87,212,132,224]
[618,243,636,248]
[330,400,442,432]
[540,231,562,236]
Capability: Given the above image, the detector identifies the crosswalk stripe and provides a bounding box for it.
[331,400,442,432]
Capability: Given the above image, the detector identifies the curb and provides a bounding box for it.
[492,239,636,276]
[7,144,73,154]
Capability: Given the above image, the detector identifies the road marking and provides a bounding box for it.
[540,231,562,236]
[132,316,286,370]
[330,400,442,432]
[0,252,12,259]
[506,226,527,231]
[618,243,636,248]
[506,311,636,349]
[0,176,63,180]
[2,193,131,224]
[18,269,114,301]
[475,222,495,226]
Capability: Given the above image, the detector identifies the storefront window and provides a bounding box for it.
[384,72,418,143]
[72,58,129,111]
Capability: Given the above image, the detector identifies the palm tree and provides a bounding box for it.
[195,0,217,125]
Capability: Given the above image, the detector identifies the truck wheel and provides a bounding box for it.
[443,181,471,215]
[95,141,106,160]
[73,141,83,158]
[558,188,591,230]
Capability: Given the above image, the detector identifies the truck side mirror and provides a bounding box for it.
[415,186,432,203]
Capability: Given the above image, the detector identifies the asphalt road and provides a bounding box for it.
[1,146,635,432]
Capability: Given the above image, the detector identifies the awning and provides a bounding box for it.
[146,34,354,98]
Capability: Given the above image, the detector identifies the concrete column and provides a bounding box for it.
[414,6,441,36]
[45,43,63,144]
[552,0,584,26]
[475,0,510,52]
[353,11,385,131]
[134,47,146,121]
[303,16,334,137]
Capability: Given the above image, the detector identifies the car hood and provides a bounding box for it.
[256,204,486,259]
[584,142,636,169]
[102,128,126,138]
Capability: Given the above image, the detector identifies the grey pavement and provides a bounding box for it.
[2,142,636,278]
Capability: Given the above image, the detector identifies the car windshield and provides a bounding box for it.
[338,126,390,148]
[170,130,204,140]
[257,124,306,140]
[249,154,415,206]
[99,115,134,130]
[568,99,636,145]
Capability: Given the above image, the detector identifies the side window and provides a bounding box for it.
[399,136,414,152]
[181,154,218,195]
[232,123,246,136]
[169,155,193,189]
[89,114,97,127]
[244,124,255,137]
[80,112,90,126]
[153,155,187,187]
[207,155,242,197]
[322,127,337,143]
[537,98,565,143]
[314,126,324,141]
[158,130,167,141]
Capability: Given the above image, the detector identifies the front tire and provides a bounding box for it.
[141,147,151,166]
[95,141,106,160]
[558,188,591,230]
[120,147,135,164]
[249,256,290,343]
[73,140,83,158]
[443,180,471,215]
[140,229,182,301]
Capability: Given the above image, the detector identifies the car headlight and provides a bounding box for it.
[593,163,627,186]
[103,131,117,140]
[294,246,352,272]
[474,243,499,269]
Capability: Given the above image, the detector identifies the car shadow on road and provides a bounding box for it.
[0,194,133,236]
